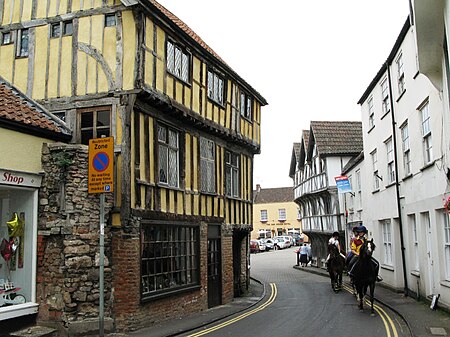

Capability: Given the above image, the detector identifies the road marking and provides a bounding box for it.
[342,284,398,337]
[186,283,277,337]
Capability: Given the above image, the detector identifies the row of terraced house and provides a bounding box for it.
[290,5,450,311]
[0,0,267,335]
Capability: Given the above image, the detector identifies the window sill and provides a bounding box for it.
[141,284,201,303]
[156,183,184,193]
[207,97,226,109]
[440,280,450,289]
[411,270,420,277]
[241,116,253,124]
[278,219,286,222]
[166,71,192,87]
[381,264,394,271]
[200,191,218,197]
[385,181,396,189]
[396,89,406,102]
[367,125,375,134]
[402,174,413,181]
[372,189,380,194]
[260,220,268,223]
[413,70,420,79]
[225,195,242,202]
[420,160,435,172]
[381,111,390,120]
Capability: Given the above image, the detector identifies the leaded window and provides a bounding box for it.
[200,138,215,193]
[240,91,252,121]
[158,125,179,187]
[141,223,199,298]
[225,151,239,198]
[207,69,225,105]
[16,29,28,57]
[167,40,190,83]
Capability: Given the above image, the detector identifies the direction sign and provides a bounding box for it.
[88,137,114,194]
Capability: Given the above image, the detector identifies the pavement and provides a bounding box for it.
[110,264,450,337]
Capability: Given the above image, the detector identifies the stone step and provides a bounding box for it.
[9,326,59,337]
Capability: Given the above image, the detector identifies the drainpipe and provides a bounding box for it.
[386,62,409,296]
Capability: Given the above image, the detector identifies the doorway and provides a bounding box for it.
[207,225,222,308]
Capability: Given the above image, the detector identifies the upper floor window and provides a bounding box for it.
[368,96,374,129]
[79,107,111,145]
[420,101,432,164]
[167,40,190,83]
[355,169,362,210]
[158,124,179,188]
[260,210,268,222]
[396,53,405,95]
[278,208,286,221]
[1,32,12,45]
[371,150,379,191]
[200,138,215,193]
[225,151,239,198]
[51,23,61,38]
[409,214,419,271]
[381,78,390,115]
[63,21,73,36]
[386,138,395,184]
[401,122,411,176]
[105,14,117,27]
[240,91,252,121]
[207,69,225,105]
[16,29,29,58]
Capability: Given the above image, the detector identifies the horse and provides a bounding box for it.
[328,243,345,292]
[351,239,377,315]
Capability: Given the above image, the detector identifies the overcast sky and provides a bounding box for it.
[156,0,411,188]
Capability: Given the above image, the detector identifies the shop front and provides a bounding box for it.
[0,169,42,320]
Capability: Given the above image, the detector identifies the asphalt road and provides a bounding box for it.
[184,246,410,337]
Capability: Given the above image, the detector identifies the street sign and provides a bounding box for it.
[88,137,114,194]
[334,175,352,194]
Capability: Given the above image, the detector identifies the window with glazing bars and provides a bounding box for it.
[141,224,199,298]
[240,91,252,121]
[167,40,190,83]
[381,78,390,115]
[396,53,405,94]
[16,29,28,57]
[200,138,215,193]
[207,69,224,105]
[401,123,411,175]
[79,107,111,145]
[421,101,432,164]
[158,125,179,187]
[260,210,268,222]
[368,97,374,129]
[225,151,239,197]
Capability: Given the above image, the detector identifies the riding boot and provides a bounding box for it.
[376,275,383,282]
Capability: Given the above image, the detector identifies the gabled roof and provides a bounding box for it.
[308,121,363,158]
[342,151,364,175]
[253,187,293,204]
[289,142,301,178]
[0,77,71,141]
[128,0,267,105]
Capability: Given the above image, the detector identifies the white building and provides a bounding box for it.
[355,16,450,309]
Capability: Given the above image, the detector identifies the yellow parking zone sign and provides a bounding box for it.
[88,137,114,194]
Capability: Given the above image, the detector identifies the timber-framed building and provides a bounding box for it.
[0,0,267,334]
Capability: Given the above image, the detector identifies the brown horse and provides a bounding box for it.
[352,239,377,315]
[328,243,345,292]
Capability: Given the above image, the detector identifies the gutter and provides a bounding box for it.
[386,62,409,296]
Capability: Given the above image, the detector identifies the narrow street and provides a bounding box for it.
[183,246,409,337]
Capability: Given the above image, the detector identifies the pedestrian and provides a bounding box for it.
[299,243,309,267]
[306,244,312,265]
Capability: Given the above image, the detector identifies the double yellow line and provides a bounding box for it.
[342,284,398,337]
[186,283,278,337]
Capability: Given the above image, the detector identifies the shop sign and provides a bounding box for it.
[0,169,42,188]
[88,137,114,194]
[335,175,352,194]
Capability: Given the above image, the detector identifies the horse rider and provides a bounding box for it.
[346,226,383,282]
[325,231,346,271]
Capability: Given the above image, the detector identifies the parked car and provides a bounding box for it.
[257,239,267,252]
[250,240,260,253]
[273,237,288,250]
[262,238,274,250]
[278,236,293,248]
[292,234,304,246]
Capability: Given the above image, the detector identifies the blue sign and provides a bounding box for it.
[335,176,352,194]
[93,152,109,172]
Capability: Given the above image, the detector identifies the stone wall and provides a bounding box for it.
[38,143,113,333]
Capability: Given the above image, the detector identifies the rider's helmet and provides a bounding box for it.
[356,225,367,233]
[332,231,339,237]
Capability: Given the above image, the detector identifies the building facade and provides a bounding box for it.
[252,186,302,240]
[0,77,70,325]
[289,121,362,267]
[356,16,450,309]
[0,0,266,333]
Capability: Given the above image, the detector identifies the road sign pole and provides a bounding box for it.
[99,192,105,337]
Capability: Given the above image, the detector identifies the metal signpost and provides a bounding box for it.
[88,136,114,337]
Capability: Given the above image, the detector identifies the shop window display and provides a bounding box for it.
[0,186,36,309]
